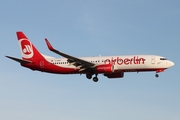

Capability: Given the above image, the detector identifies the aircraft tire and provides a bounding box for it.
[93,77,98,82]
[86,74,92,79]
[155,74,159,78]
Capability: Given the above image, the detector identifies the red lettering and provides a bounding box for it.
[117,57,123,65]
[133,56,135,64]
[139,58,145,64]
[124,58,129,65]
[104,56,145,65]
[134,56,138,64]
[104,59,110,64]
[130,58,133,64]
[111,58,116,65]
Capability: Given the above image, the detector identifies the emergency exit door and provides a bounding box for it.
[151,56,155,64]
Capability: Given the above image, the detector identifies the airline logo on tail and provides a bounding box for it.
[19,39,34,58]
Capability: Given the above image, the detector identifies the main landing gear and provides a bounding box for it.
[93,76,98,82]
[86,74,92,79]
[86,74,99,82]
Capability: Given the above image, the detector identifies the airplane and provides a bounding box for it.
[6,31,174,82]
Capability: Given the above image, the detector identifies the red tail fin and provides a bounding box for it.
[17,31,44,61]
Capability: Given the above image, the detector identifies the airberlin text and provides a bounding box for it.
[104,56,145,65]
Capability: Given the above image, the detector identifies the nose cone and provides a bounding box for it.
[167,61,174,68]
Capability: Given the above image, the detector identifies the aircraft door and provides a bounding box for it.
[151,56,155,64]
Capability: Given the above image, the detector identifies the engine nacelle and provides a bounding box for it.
[95,64,114,73]
[104,72,124,78]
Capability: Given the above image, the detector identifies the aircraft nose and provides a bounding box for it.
[170,61,174,66]
[167,61,174,67]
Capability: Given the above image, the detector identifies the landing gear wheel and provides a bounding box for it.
[93,77,98,82]
[155,74,159,78]
[86,74,92,79]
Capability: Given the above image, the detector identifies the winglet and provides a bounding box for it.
[45,38,54,51]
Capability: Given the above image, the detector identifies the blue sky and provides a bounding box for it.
[0,0,180,120]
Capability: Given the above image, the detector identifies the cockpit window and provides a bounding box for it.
[160,58,167,60]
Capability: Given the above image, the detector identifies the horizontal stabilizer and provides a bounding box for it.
[6,56,32,64]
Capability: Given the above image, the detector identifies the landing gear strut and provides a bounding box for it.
[92,74,98,82]
[155,73,159,78]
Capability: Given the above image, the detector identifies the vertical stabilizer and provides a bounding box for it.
[17,31,44,61]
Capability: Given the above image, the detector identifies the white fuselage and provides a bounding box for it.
[45,55,174,72]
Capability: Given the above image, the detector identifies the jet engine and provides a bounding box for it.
[95,64,114,73]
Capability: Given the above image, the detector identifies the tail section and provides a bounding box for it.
[17,31,44,61]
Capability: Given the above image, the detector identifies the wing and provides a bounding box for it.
[45,39,96,72]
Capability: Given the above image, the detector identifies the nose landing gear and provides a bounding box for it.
[155,69,165,78]
[155,73,159,78]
